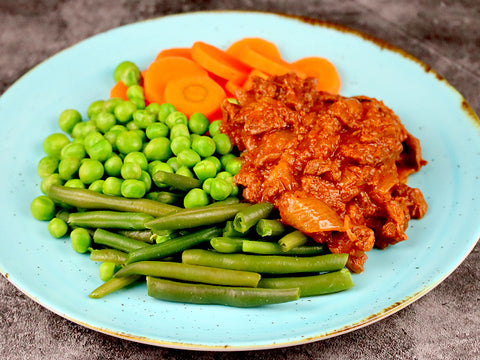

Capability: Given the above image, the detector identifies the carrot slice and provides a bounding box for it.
[143,56,208,104]
[109,80,129,101]
[191,41,251,84]
[155,47,193,61]
[225,80,242,96]
[243,69,270,90]
[291,56,341,94]
[235,46,299,77]
[226,37,282,59]
[163,75,226,118]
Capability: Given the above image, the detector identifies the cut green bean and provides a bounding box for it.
[89,248,128,264]
[145,203,251,231]
[256,219,287,237]
[146,276,300,307]
[233,202,274,233]
[93,228,150,252]
[210,237,244,253]
[68,211,153,230]
[278,230,308,252]
[126,226,222,264]
[89,274,141,299]
[223,220,245,237]
[47,184,180,217]
[146,191,182,205]
[152,170,202,191]
[117,229,154,243]
[114,261,260,287]
[242,240,284,254]
[182,249,348,274]
[258,269,354,297]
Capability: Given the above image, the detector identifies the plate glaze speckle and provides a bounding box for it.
[0,11,479,350]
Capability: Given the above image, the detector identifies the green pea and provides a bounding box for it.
[170,136,191,156]
[121,162,142,180]
[220,154,236,169]
[103,98,124,113]
[115,130,143,154]
[164,157,179,172]
[127,84,145,100]
[43,133,70,157]
[132,129,146,143]
[192,136,216,157]
[40,174,64,194]
[64,179,85,189]
[231,184,239,197]
[72,120,97,139]
[176,166,194,178]
[143,137,172,161]
[104,154,123,177]
[60,142,86,160]
[139,170,152,192]
[157,103,176,123]
[58,157,81,180]
[30,196,56,221]
[99,262,119,282]
[202,177,214,194]
[133,109,156,129]
[184,188,209,208]
[103,177,123,196]
[216,171,234,182]
[149,162,173,180]
[145,102,162,115]
[88,179,105,193]
[123,151,148,171]
[188,112,210,135]
[59,109,82,134]
[170,124,190,139]
[86,139,113,162]
[165,111,188,129]
[84,132,103,150]
[146,122,169,140]
[205,156,222,172]
[87,100,105,119]
[70,228,91,254]
[212,133,233,155]
[37,156,59,178]
[126,120,140,131]
[48,218,68,238]
[209,119,222,137]
[113,61,141,87]
[121,179,146,198]
[177,149,201,168]
[114,100,138,124]
[210,178,233,201]
[94,111,116,133]
[193,159,217,181]
[129,96,146,110]
[225,157,243,175]
[79,159,104,184]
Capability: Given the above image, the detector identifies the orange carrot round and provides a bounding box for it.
[191,41,251,84]
[291,56,341,94]
[163,75,226,118]
[143,56,208,104]
[155,47,193,61]
[109,80,129,101]
[235,46,299,77]
[226,37,282,60]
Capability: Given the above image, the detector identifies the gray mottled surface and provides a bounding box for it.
[1,0,479,359]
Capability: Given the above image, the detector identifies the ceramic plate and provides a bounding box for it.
[0,11,479,350]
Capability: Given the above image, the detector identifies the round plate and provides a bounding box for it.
[0,11,479,350]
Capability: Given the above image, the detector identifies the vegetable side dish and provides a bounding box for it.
[222,73,428,273]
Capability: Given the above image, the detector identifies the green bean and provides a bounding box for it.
[93,229,150,253]
[47,184,180,217]
[242,240,284,254]
[117,229,154,243]
[152,170,202,191]
[210,237,244,253]
[89,274,141,299]
[144,203,251,231]
[146,191,182,205]
[233,202,274,233]
[258,269,354,297]
[182,249,348,274]
[114,261,260,287]
[146,277,300,307]
[223,220,244,237]
[278,230,308,252]
[89,248,128,264]
[125,226,222,264]
[256,219,287,237]
[68,211,153,230]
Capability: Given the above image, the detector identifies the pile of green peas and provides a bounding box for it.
[31,60,243,243]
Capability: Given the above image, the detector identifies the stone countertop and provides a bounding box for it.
[0,1,479,359]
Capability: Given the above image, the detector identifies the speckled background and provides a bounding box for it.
[0,1,479,359]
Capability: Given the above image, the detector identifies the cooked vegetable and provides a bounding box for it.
[93,228,150,253]
[89,274,141,299]
[291,56,341,94]
[233,202,274,233]
[278,230,308,252]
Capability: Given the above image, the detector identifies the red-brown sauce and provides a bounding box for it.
[221,73,427,273]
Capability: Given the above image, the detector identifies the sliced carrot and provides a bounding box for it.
[191,41,251,84]
[235,46,300,77]
[163,75,226,118]
[143,56,209,104]
[291,56,341,94]
[155,47,193,61]
[242,69,270,90]
[226,37,282,60]
[225,80,242,96]
[109,80,129,101]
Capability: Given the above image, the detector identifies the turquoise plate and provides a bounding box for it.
[0,11,479,350]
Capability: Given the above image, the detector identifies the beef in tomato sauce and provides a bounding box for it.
[221,73,427,273]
